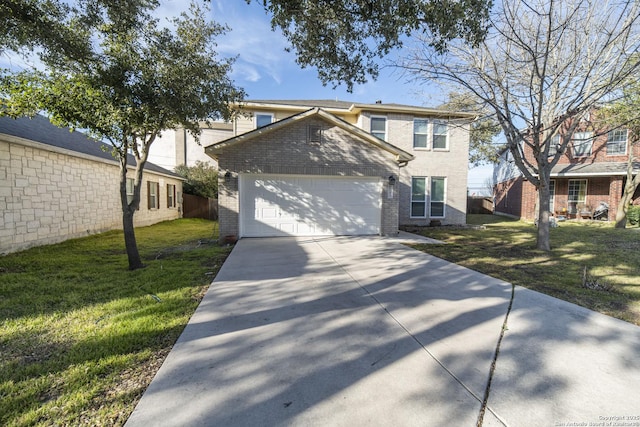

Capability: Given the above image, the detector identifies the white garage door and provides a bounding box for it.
[240,174,382,237]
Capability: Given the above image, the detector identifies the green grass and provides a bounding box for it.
[0,219,231,426]
[409,215,640,325]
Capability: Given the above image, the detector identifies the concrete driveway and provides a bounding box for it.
[126,236,640,427]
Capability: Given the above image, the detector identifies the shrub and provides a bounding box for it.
[175,161,218,199]
[627,205,640,226]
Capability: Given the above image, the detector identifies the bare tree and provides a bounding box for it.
[401,0,640,250]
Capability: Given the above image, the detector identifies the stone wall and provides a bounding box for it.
[0,137,182,254]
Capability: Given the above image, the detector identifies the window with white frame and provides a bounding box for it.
[430,177,446,217]
[432,122,449,150]
[126,178,135,204]
[370,116,387,141]
[413,119,428,149]
[549,179,556,213]
[255,113,273,128]
[410,177,427,218]
[607,129,627,155]
[148,181,159,210]
[572,132,593,157]
[568,179,587,214]
[167,184,176,208]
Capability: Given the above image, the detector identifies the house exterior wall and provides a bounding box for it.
[0,138,182,254]
[215,116,401,239]
[152,101,472,231]
[495,115,640,221]
[358,111,470,225]
[520,122,640,165]
[148,125,232,170]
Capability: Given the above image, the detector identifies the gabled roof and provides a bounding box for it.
[0,114,180,178]
[240,99,477,120]
[205,107,415,164]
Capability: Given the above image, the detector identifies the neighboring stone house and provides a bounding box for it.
[148,99,474,239]
[0,115,183,254]
[494,122,640,221]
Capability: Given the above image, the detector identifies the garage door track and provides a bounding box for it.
[126,236,640,426]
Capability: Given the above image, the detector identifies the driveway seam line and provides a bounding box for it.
[476,283,515,427]
[315,238,507,424]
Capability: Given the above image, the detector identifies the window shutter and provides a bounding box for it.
[147,181,151,210]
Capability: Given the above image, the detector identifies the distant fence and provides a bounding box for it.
[183,194,218,220]
[467,196,494,214]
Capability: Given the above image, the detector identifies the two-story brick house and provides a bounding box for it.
[494,121,640,221]
[149,99,474,239]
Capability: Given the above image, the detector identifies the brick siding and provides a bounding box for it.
[215,116,400,238]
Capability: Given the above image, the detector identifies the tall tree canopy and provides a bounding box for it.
[398,0,640,250]
[1,1,244,269]
[255,0,494,91]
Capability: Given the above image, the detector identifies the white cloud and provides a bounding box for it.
[211,1,292,87]
[232,63,262,83]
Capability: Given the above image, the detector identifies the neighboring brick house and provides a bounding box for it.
[494,121,640,221]
[171,99,474,239]
[0,115,184,254]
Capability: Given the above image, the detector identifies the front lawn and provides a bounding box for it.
[410,215,640,325]
[0,219,231,426]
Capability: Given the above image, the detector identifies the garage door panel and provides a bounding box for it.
[240,174,381,237]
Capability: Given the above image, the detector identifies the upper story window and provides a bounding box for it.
[432,122,449,150]
[370,116,387,141]
[413,119,429,149]
[255,113,273,128]
[572,131,593,157]
[607,129,627,155]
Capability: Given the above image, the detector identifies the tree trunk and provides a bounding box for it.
[123,208,144,270]
[536,174,552,251]
[614,179,637,228]
[119,155,144,270]
[615,143,640,229]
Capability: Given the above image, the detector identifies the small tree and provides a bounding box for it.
[2,2,244,269]
[175,161,219,199]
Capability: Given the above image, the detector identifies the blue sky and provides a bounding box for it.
[208,1,446,106]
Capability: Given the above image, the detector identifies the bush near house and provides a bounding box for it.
[411,215,640,326]
[0,219,230,426]
[627,205,640,226]
[175,161,218,199]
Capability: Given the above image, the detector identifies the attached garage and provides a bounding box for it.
[240,174,382,237]
[206,107,414,240]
